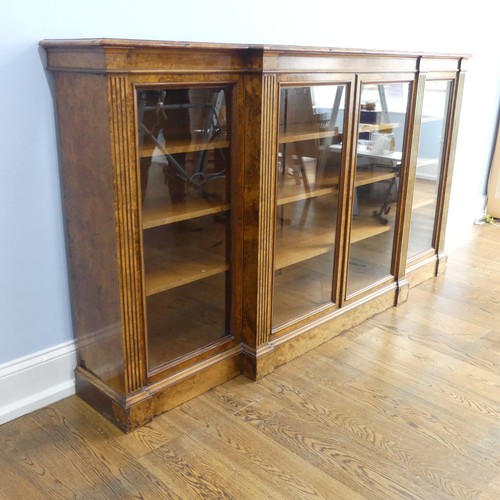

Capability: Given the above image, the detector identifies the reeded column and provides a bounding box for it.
[108,76,146,394]
[241,71,279,378]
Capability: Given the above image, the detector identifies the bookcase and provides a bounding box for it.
[41,39,467,431]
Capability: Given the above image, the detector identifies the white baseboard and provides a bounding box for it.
[0,340,77,425]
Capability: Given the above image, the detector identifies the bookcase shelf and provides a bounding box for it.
[140,139,230,157]
[142,197,229,229]
[279,127,339,144]
[143,217,228,295]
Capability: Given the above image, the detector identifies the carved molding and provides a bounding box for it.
[256,74,278,346]
[108,76,145,393]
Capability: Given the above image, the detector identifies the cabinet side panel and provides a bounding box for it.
[54,72,125,394]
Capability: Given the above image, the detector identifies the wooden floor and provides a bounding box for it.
[1,223,499,499]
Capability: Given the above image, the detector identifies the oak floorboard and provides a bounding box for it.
[258,366,496,497]
[479,475,500,500]
[347,337,500,425]
[368,303,490,341]
[348,326,500,406]
[1,405,180,499]
[205,375,288,416]
[230,396,442,500]
[465,330,500,375]
[366,312,497,374]
[408,288,500,331]
[54,396,178,460]
[287,343,500,474]
[338,340,500,441]
[138,430,269,499]
[479,329,500,352]
[0,463,45,500]
[148,399,362,499]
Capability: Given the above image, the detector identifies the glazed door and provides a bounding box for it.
[136,85,235,373]
[272,83,348,328]
[346,79,412,297]
[407,79,454,261]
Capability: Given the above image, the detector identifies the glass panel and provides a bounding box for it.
[407,80,452,259]
[273,84,346,327]
[347,82,410,296]
[137,86,231,370]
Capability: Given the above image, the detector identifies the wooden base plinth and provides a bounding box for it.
[436,252,448,275]
[406,254,440,288]
[76,347,241,432]
[269,285,397,375]
[77,272,443,431]
[241,284,398,382]
[396,278,410,305]
[241,343,277,381]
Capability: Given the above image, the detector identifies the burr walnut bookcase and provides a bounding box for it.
[40,39,467,431]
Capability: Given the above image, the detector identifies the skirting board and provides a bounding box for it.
[0,340,77,425]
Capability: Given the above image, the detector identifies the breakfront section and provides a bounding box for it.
[42,40,467,430]
[243,48,467,378]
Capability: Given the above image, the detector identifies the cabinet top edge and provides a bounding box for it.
[39,38,471,59]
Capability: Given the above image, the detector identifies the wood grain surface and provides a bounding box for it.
[1,223,498,499]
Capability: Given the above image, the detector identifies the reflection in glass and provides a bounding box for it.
[407,80,452,259]
[347,82,410,296]
[273,85,345,327]
[137,87,231,370]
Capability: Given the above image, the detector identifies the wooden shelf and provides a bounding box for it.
[279,126,339,144]
[143,219,228,296]
[277,183,338,205]
[272,164,397,272]
[275,208,389,271]
[412,197,436,210]
[275,167,397,208]
[411,178,437,210]
[330,144,402,163]
[140,139,230,158]
[416,157,438,169]
[359,122,398,133]
[142,197,229,229]
[356,169,397,186]
[277,170,339,206]
[350,214,391,243]
[146,259,228,297]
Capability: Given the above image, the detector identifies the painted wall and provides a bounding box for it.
[1,0,499,364]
